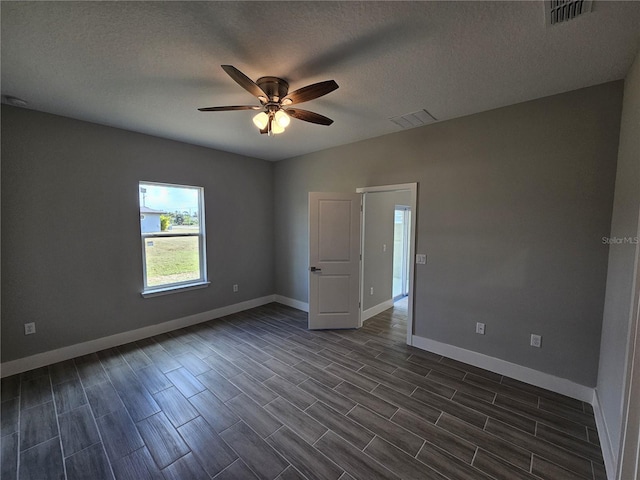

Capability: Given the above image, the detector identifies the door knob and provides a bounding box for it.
[310,267,322,272]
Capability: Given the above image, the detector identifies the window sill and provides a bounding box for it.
[141,281,210,298]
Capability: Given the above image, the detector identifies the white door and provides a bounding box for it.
[308,192,361,329]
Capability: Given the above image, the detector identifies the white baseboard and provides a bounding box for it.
[273,296,395,321]
[0,295,276,378]
[274,295,309,312]
[411,335,595,403]
[362,299,394,321]
[592,388,618,480]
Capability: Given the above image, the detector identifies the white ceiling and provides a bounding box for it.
[2,1,639,161]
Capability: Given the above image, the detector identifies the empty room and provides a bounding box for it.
[2,2,639,480]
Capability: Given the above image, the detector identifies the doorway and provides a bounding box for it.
[307,183,417,344]
[393,206,411,302]
[357,183,417,345]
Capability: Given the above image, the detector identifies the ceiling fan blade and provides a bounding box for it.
[221,65,268,100]
[286,108,334,126]
[198,105,261,112]
[282,80,338,105]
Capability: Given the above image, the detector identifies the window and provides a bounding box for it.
[139,181,207,296]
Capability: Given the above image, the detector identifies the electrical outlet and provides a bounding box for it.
[24,322,36,335]
[383,244,387,252]
[370,287,374,295]
[476,322,485,335]
[530,334,542,348]
[416,254,427,264]
[233,284,239,293]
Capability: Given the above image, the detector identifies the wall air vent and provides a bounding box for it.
[389,109,437,130]
[545,0,592,25]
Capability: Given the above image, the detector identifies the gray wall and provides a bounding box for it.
[597,49,640,465]
[363,190,411,310]
[274,82,623,387]
[1,106,275,362]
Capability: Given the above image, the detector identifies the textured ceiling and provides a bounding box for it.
[2,1,640,161]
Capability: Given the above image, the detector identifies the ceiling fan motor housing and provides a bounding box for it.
[256,76,290,103]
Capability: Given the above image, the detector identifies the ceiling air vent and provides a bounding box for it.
[389,109,437,129]
[545,0,592,25]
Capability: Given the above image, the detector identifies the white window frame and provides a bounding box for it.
[139,181,208,297]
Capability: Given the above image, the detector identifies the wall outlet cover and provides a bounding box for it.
[530,334,542,348]
[416,254,427,264]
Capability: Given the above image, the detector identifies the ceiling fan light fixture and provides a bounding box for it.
[271,120,285,134]
[253,111,269,129]
[274,110,290,128]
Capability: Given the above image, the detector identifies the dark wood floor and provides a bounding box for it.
[1,300,606,480]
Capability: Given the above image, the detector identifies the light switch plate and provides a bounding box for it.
[416,254,426,264]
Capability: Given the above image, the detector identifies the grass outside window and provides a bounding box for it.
[144,230,200,287]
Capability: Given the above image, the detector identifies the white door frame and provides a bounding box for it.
[356,183,417,345]
[617,208,640,480]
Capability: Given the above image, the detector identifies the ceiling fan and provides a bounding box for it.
[198,65,338,136]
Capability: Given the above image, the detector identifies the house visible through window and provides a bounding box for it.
[139,181,207,295]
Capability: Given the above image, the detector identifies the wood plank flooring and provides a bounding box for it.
[0,300,606,479]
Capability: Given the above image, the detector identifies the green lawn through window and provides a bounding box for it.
[145,235,200,286]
